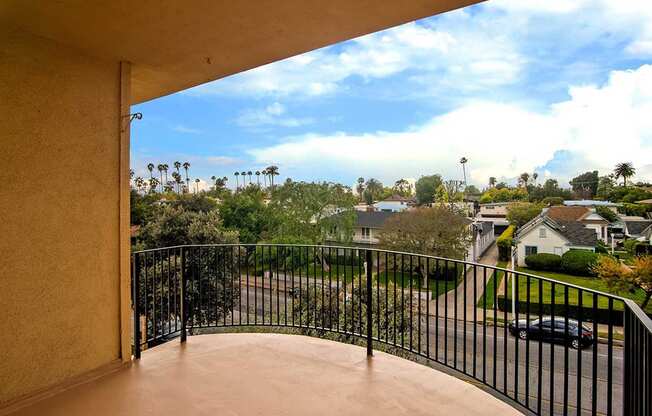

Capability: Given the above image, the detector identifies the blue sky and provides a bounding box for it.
[132,0,652,191]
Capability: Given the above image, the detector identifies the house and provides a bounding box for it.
[467,221,495,262]
[563,199,620,213]
[350,211,397,245]
[515,215,597,266]
[373,194,416,212]
[476,202,511,235]
[623,218,652,240]
[546,206,610,243]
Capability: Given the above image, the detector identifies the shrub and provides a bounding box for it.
[561,250,599,276]
[541,197,564,206]
[623,239,639,254]
[497,225,515,261]
[525,253,562,271]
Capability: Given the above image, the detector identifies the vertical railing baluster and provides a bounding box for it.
[577,289,583,415]
[592,293,598,416]
[366,249,373,356]
[133,253,141,359]
[180,247,187,343]
[454,261,458,369]
[563,286,569,416]
[607,297,613,416]
[444,260,448,366]
[525,276,530,411]
[549,282,555,414]
[426,257,430,359]
[537,279,543,415]
[463,261,467,374]
[473,264,477,379]
[514,273,519,403]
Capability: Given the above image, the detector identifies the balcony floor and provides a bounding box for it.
[10,333,521,416]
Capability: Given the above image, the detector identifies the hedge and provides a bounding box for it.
[497,225,515,261]
[560,250,598,276]
[525,253,562,271]
[496,297,623,326]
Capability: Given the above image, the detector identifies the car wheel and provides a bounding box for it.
[571,338,580,349]
[518,330,528,340]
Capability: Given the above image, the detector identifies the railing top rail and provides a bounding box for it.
[132,243,632,303]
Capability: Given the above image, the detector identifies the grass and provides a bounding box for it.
[376,270,460,297]
[477,261,507,308]
[505,267,652,313]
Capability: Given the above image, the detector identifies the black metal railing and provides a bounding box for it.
[131,244,652,416]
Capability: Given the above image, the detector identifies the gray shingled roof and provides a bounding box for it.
[625,220,652,236]
[355,211,397,228]
[555,221,598,246]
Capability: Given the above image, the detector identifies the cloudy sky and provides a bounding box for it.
[131,0,652,190]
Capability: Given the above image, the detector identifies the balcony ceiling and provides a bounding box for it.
[8,333,521,416]
[0,0,481,103]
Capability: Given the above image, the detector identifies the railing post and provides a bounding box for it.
[366,249,373,357]
[132,253,141,359]
[180,247,187,343]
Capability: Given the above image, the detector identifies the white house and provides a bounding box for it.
[546,206,610,243]
[515,215,597,266]
[350,211,397,245]
[373,195,415,212]
[467,221,495,262]
[563,200,620,213]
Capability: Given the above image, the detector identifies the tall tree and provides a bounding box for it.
[363,178,383,205]
[147,163,155,179]
[356,177,365,199]
[247,171,253,185]
[614,162,635,187]
[393,178,412,196]
[255,170,261,186]
[157,164,165,192]
[488,176,496,188]
[569,170,599,199]
[162,163,169,185]
[182,162,191,192]
[266,165,279,188]
[234,172,240,189]
[519,172,530,188]
[460,157,468,185]
[194,178,200,193]
[415,174,443,205]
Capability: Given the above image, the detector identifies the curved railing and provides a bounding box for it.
[131,244,652,416]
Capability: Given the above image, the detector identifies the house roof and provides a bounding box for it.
[516,215,597,247]
[563,200,620,207]
[379,194,416,203]
[355,211,397,229]
[547,206,590,222]
[625,220,652,236]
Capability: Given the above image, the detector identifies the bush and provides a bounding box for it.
[541,197,564,206]
[497,225,515,261]
[561,250,598,276]
[525,253,562,271]
[623,239,639,254]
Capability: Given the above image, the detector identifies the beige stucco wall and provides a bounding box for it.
[0,29,123,404]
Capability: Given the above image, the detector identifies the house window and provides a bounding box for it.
[525,246,538,256]
[361,228,371,239]
[539,228,547,238]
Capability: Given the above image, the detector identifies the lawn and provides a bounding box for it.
[504,267,652,313]
[376,270,461,297]
[477,261,507,308]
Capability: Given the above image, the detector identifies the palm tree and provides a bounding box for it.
[266,165,279,188]
[247,171,253,185]
[262,169,268,187]
[163,164,169,184]
[614,162,635,187]
[134,177,145,193]
[129,169,135,179]
[182,162,191,191]
[194,178,200,193]
[356,177,365,198]
[172,172,182,193]
[519,172,530,188]
[148,177,159,193]
[174,161,181,174]
[489,177,496,188]
[532,172,538,185]
[255,171,261,186]
[157,164,165,192]
[241,171,247,187]
[147,163,155,179]
[460,157,468,185]
[234,171,240,189]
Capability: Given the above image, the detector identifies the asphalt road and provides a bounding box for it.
[232,284,624,416]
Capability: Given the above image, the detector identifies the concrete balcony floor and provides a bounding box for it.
[10,333,521,416]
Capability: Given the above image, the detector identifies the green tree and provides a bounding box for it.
[594,255,652,309]
[363,178,383,205]
[415,174,443,205]
[569,171,599,199]
[614,162,635,187]
[393,178,412,196]
[488,177,497,188]
[506,202,544,228]
[267,181,356,243]
[596,175,615,199]
[219,186,270,244]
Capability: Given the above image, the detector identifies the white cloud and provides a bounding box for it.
[172,125,202,134]
[249,65,652,186]
[235,102,313,128]
[205,156,241,166]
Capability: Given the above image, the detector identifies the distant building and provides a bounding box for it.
[563,200,620,213]
[373,195,416,212]
[467,221,495,262]
[350,211,397,245]
[476,202,511,235]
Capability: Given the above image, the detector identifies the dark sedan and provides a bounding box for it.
[509,316,593,349]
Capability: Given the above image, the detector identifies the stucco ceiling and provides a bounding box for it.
[1,0,481,103]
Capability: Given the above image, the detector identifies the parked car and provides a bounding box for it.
[508,316,593,349]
